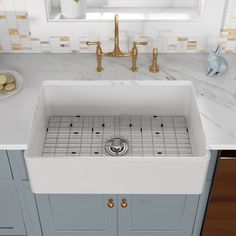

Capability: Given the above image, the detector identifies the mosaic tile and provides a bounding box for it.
[0,0,235,53]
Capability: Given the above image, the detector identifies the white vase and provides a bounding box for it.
[60,0,86,19]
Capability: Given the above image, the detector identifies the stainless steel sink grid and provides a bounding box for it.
[42,115,192,157]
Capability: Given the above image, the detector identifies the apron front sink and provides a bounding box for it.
[25,81,210,194]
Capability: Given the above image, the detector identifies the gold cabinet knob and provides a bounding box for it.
[121,198,128,208]
[107,198,115,208]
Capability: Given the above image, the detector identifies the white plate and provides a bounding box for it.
[0,70,23,100]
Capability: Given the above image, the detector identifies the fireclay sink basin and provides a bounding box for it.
[25,81,210,194]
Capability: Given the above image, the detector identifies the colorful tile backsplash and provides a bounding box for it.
[0,0,236,53]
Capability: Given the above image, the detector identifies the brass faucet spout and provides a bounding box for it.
[86,14,148,72]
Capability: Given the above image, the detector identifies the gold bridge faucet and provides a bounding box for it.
[86,14,148,72]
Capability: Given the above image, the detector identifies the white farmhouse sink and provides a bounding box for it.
[25,81,210,194]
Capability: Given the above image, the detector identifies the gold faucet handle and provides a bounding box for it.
[130,42,148,72]
[86,41,101,46]
[133,41,148,46]
[86,41,103,72]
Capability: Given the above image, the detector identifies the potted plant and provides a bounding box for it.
[60,0,86,19]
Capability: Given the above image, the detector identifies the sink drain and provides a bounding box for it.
[105,136,129,156]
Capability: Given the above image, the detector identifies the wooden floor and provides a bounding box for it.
[202,156,236,236]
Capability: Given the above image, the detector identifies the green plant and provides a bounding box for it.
[74,0,80,3]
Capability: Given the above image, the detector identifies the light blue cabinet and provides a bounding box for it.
[33,151,220,236]
[0,150,220,236]
[118,195,199,236]
[7,151,43,236]
[0,151,41,236]
[0,151,26,236]
[35,194,199,236]
[7,151,29,181]
[0,151,12,180]
[36,194,117,236]
[192,181,212,236]
[0,182,26,235]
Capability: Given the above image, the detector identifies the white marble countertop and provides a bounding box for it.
[0,53,235,150]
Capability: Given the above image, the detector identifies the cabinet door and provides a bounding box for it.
[192,181,212,236]
[15,182,42,236]
[36,194,117,236]
[118,195,199,236]
[0,182,26,235]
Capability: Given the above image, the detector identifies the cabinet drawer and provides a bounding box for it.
[0,151,12,180]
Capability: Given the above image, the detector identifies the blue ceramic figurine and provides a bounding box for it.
[207,45,228,77]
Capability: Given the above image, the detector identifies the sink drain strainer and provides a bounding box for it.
[105,136,129,156]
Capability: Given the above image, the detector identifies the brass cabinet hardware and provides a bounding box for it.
[107,198,115,208]
[149,48,159,73]
[86,14,148,72]
[121,198,128,208]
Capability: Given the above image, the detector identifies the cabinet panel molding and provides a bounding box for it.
[118,194,199,236]
[0,182,26,235]
[7,151,28,181]
[36,194,117,236]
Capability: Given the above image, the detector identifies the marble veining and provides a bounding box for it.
[0,54,235,150]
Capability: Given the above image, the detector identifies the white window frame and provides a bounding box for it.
[25,0,226,44]
[45,0,204,21]
[97,0,199,8]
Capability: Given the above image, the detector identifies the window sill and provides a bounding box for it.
[48,7,201,22]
